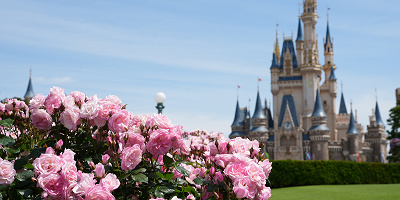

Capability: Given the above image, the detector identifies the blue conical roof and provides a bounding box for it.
[231,100,245,126]
[252,91,267,119]
[324,21,332,49]
[296,18,304,42]
[375,102,385,126]
[329,66,336,80]
[312,89,327,117]
[270,53,279,69]
[346,110,359,134]
[24,76,34,100]
[338,93,348,114]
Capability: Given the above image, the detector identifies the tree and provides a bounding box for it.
[387,99,400,162]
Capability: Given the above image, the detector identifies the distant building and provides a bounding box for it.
[230,0,387,163]
[24,69,35,102]
[396,88,400,104]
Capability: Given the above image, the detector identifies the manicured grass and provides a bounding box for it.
[271,184,400,200]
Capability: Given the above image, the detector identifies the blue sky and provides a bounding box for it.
[1,0,399,138]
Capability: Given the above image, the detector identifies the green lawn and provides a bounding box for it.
[271,184,400,200]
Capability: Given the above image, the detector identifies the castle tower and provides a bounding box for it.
[229,100,246,138]
[346,108,360,161]
[249,91,269,141]
[365,101,387,162]
[309,89,330,160]
[296,19,304,67]
[300,0,322,130]
[24,69,35,102]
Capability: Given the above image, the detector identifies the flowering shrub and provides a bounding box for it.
[0,87,272,199]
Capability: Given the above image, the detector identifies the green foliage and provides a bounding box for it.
[387,100,400,162]
[268,160,400,188]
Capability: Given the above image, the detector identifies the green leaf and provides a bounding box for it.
[0,185,7,191]
[0,137,15,146]
[175,165,190,177]
[175,177,186,185]
[3,147,20,154]
[158,186,175,194]
[23,163,34,169]
[154,188,164,198]
[131,173,148,183]
[15,170,34,182]
[0,118,13,128]
[18,189,33,198]
[163,172,174,180]
[29,147,46,159]
[14,158,28,170]
[163,155,174,166]
[193,177,204,185]
[207,183,219,192]
[156,172,164,179]
[265,152,270,160]
[133,168,146,174]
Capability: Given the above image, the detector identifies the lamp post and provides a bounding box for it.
[154,92,166,114]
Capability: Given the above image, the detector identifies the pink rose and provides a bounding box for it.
[60,107,80,131]
[259,159,272,179]
[120,144,142,172]
[105,95,122,105]
[33,154,65,175]
[46,147,55,154]
[37,173,65,197]
[108,110,131,133]
[63,95,77,109]
[72,172,96,196]
[100,173,120,192]
[150,114,174,130]
[85,185,115,200]
[80,100,99,120]
[256,187,271,200]
[224,161,247,179]
[229,137,252,155]
[95,163,105,178]
[29,93,46,110]
[44,87,65,114]
[102,154,110,164]
[69,91,86,104]
[56,139,63,149]
[245,162,266,187]
[31,109,52,130]
[233,184,249,199]
[60,149,76,164]
[120,130,145,150]
[0,158,16,185]
[146,129,172,157]
[61,162,78,184]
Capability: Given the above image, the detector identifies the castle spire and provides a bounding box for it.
[24,68,35,101]
[296,18,304,42]
[338,91,347,114]
[346,109,359,134]
[311,89,327,117]
[274,24,281,62]
[252,90,267,119]
[231,100,244,127]
[324,18,333,50]
[329,66,336,80]
[375,101,385,126]
[270,52,279,69]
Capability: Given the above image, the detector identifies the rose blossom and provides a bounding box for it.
[61,162,78,184]
[69,91,86,104]
[150,114,174,130]
[119,130,145,150]
[108,110,131,133]
[95,163,105,178]
[100,173,120,192]
[72,172,96,196]
[105,95,122,105]
[56,139,63,149]
[29,93,46,110]
[37,173,65,197]
[102,154,110,164]
[85,185,115,200]
[0,158,16,185]
[44,86,65,114]
[80,100,99,120]
[146,129,172,157]
[60,149,76,164]
[31,109,52,130]
[33,154,65,175]
[120,144,142,172]
[60,107,80,131]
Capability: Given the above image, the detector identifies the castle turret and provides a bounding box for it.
[24,69,35,102]
[365,101,387,162]
[229,100,246,138]
[338,92,348,115]
[347,109,359,160]
[323,19,335,82]
[309,89,330,160]
[250,91,269,137]
[296,19,304,67]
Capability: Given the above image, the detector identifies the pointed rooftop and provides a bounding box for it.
[270,53,279,69]
[329,66,336,80]
[312,89,327,117]
[231,100,245,126]
[296,18,303,42]
[279,39,299,69]
[24,69,34,101]
[252,91,267,119]
[346,110,359,134]
[324,21,333,49]
[375,102,385,126]
[338,92,348,114]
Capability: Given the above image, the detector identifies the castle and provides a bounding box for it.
[229,0,387,163]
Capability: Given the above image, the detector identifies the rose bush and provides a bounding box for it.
[0,87,272,199]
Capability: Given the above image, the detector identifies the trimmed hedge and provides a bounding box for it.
[268,160,400,188]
